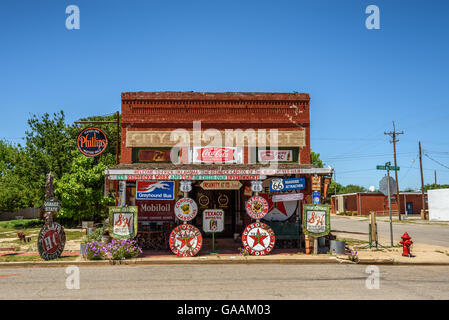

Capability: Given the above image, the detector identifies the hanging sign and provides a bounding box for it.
[200,181,242,190]
[303,204,330,237]
[270,177,305,192]
[312,191,321,204]
[180,180,193,193]
[242,222,276,256]
[136,181,175,200]
[137,200,175,221]
[202,209,224,233]
[245,196,269,219]
[250,180,263,193]
[37,222,66,260]
[272,193,303,203]
[76,127,108,157]
[217,193,230,208]
[169,224,203,257]
[174,198,198,221]
[311,176,321,191]
[109,206,138,239]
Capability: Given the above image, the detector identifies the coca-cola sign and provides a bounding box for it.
[192,147,242,163]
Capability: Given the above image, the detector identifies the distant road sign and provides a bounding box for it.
[379,176,397,196]
[376,164,400,171]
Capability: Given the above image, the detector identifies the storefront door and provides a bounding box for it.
[195,188,235,238]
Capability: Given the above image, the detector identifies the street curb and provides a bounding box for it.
[2,257,449,268]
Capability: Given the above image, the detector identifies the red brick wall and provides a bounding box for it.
[120,92,311,164]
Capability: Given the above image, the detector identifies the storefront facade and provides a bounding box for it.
[105,92,333,253]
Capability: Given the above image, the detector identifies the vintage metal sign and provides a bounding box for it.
[311,176,321,191]
[192,147,243,164]
[37,222,66,260]
[242,222,276,256]
[174,198,198,221]
[259,193,298,222]
[250,180,263,193]
[169,224,203,257]
[180,180,193,193]
[202,209,224,233]
[136,181,175,200]
[137,200,175,221]
[200,180,242,190]
[245,196,269,220]
[76,127,108,157]
[312,191,321,204]
[108,174,266,181]
[270,177,305,192]
[272,193,303,203]
[109,206,138,239]
[106,168,333,176]
[303,204,330,237]
[43,198,60,212]
[258,150,293,162]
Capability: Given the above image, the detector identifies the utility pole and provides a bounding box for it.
[419,141,426,219]
[435,170,437,187]
[385,121,404,220]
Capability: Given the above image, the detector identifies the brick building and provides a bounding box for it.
[330,192,427,216]
[105,92,333,252]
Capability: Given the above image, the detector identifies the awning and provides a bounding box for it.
[105,163,333,181]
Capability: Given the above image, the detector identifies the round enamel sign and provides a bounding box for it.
[245,196,269,219]
[175,198,198,221]
[169,224,203,257]
[242,222,275,256]
[76,127,108,157]
[37,222,66,260]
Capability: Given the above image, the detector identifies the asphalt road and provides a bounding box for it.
[331,215,449,247]
[1,264,449,300]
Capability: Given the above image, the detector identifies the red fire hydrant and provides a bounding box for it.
[400,232,413,257]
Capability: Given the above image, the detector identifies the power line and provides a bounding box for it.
[424,153,449,170]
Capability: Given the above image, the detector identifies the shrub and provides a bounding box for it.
[86,227,104,242]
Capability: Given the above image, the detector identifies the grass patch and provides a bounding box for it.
[0,219,43,230]
[0,255,78,262]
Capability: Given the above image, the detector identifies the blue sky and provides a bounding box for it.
[1,0,448,190]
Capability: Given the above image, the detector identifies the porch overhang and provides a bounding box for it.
[105,163,333,181]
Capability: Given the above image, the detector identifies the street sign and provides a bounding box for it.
[379,176,397,196]
[376,162,400,171]
[43,198,60,212]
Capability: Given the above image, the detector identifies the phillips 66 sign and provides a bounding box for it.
[302,204,330,237]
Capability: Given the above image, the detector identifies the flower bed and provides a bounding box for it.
[84,238,142,261]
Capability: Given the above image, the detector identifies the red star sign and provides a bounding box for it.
[178,233,194,249]
[249,229,268,247]
[262,193,288,216]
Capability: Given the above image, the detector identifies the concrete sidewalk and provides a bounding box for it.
[1,242,449,268]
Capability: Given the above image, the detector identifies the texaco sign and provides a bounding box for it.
[242,222,276,256]
[169,224,203,257]
[245,196,269,220]
[174,198,198,221]
[37,222,66,260]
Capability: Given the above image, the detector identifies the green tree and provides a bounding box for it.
[311,151,324,168]
[55,152,115,223]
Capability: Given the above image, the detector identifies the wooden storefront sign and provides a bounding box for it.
[200,180,242,190]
